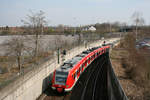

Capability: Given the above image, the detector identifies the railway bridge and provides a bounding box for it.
[40,50,128,100]
[70,53,128,100]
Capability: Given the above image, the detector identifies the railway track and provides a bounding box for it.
[80,55,108,100]
[43,94,70,100]
[70,54,108,100]
[92,60,108,100]
[37,87,71,100]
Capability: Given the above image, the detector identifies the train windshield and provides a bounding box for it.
[55,71,68,85]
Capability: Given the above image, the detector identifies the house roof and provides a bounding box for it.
[88,26,96,31]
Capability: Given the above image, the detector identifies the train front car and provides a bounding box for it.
[52,69,68,93]
[51,56,83,93]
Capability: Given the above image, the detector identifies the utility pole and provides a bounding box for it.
[109,22,112,34]
[57,48,60,64]
[135,22,138,41]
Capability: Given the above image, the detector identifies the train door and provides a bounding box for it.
[85,60,87,67]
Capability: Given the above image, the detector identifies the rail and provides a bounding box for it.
[81,55,107,100]
[70,53,128,100]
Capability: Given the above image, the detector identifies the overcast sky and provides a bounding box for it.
[0,0,150,26]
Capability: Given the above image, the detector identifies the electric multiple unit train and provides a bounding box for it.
[51,45,110,93]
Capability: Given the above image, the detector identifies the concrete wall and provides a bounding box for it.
[0,38,119,100]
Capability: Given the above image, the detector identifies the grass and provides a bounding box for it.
[111,45,150,99]
[110,48,128,60]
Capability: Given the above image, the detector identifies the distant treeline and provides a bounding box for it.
[0,23,150,35]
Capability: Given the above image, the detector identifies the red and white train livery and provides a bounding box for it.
[51,45,110,92]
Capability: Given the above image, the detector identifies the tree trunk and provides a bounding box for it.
[18,55,21,74]
[35,33,39,57]
[135,23,138,40]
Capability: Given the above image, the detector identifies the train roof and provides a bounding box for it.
[56,56,83,72]
[76,53,87,57]
[56,46,103,73]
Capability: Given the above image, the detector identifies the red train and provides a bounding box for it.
[51,45,110,93]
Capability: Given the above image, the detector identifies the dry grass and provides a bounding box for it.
[0,50,53,88]
[110,33,150,99]
[0,73,12,82]
[110,48,149,100]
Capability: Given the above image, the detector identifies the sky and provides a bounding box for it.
[0,0,150,26]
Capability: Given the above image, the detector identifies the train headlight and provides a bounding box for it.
[52,87,56,90]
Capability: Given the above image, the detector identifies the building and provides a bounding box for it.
[82,26,96,32]
[88,26,96,32]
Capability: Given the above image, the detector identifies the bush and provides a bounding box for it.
[122,33,149,85]
[0,67,8,74]
[0,30,10,35]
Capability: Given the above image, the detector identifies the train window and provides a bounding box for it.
[78,68,80,74]
[85,60,87,66]
[77,69,79,74]
[56,71,68,76]
[93,54,95,58]
[83,62,86,66]
[76,71,77,77]
[73,74,75,79]
[91,56,93,60]
[82,64,84,70]
[55,71,68,85]
[88,58,90,62]
[83,62,85,68]
[72,74,74,79]
[97,52,99,55]
[74,72,76,79]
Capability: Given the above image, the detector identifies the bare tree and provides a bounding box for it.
[54,35,63,49]
[132,12,145,40]
[3,37,26,74]
[21,10,47,57]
